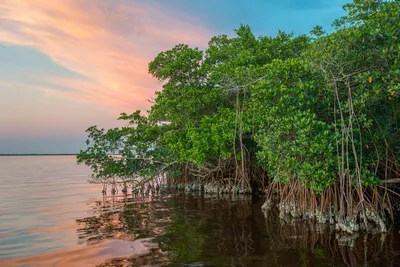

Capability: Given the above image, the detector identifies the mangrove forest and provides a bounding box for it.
[78,0,400,233]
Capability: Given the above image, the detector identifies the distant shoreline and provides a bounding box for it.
[0,154,77,156]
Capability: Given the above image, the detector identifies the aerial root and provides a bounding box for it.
[262,182,393,233]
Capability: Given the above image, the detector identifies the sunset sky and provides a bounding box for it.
[0,0,347,154]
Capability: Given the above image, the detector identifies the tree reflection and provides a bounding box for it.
[264,210,400,267]
[76,193,166,245]
[75,193,260,265]
[75,194,400,267]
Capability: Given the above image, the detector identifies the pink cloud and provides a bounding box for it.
[0,81,13,88]
[0,0,211,110]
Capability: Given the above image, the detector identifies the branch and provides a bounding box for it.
[381,178,400,184]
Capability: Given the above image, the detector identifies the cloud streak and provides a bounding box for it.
[0,0,211,109]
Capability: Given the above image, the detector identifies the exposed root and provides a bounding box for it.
[262,181,395,233]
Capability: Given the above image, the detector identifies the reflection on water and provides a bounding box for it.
[73,193,400,267]
[0,156,102,259]
[0,156,400,267]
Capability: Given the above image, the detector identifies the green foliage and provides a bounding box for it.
[172,108,236,165]
[250,59,337,192]
[77,111,174,180]
[78,0,399,197]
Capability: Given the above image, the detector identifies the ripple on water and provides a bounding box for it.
[1,156,400,267]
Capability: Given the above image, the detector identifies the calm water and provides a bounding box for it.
[0,156,400,267]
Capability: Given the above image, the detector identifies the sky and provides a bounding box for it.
[0,0,348,154]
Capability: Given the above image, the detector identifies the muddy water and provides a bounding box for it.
[0,156,399,266]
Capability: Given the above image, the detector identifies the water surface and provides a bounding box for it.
[0,156,399,266]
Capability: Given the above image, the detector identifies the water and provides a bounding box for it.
[0,156,400,267]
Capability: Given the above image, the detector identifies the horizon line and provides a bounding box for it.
[0,153,78,156]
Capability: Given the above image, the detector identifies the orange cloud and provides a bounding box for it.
[0,0,211,110]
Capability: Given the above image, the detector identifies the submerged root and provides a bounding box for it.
[174,182,252,195]
[103,179,255,196]
[203,183,252,195]
[261,199,273,212]
[335,217,360,233]
[262,181,395,234]
[263,210,398,267]
[335,232,359,248]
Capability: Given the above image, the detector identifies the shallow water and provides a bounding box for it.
[0,156,400,267]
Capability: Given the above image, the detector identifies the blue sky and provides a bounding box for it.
[0,0,347,154]
[165,0,347,35]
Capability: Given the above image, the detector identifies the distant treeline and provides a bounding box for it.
[0,154,77,156]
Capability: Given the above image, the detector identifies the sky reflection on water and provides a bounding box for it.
[0,156,400,267]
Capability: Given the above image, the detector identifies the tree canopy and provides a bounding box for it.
[78,0,400,231]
